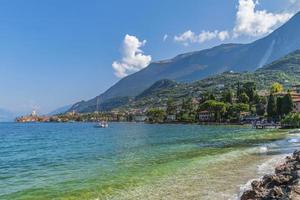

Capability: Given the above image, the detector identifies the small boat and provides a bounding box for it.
[94,98,108,128]
[95,121,108,128]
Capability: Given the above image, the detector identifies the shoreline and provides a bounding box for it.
[13,120,251,126]
[241,149,300,199]
[13,120,294,130]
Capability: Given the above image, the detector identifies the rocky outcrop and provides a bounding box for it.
[241,150,300,200]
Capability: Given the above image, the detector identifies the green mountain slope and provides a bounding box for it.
[70,12,300,113]
[118,50,300,110]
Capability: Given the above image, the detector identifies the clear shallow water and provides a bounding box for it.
[0,123,299,200]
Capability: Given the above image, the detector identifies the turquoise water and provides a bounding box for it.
[0,123,298,200]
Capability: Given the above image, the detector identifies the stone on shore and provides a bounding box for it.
[241,150,300,200]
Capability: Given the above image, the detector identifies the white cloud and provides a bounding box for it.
[218,31,230,41]
[163,34,168,41]
[174,0,297,46]
[174,30,196,46]
[198,31,218,43]
[233,0,293,37]
[112,34,152,78]
[174,30,230,46]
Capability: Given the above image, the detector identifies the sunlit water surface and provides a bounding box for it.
[1,123,299,200]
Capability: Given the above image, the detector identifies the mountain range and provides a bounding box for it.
[69,11,300,113]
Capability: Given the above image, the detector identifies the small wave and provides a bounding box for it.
[258,146,268,154]
[257,155,287,175]
[237,178,259,199]
[237,154,288,199]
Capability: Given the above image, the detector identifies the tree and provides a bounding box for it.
[166,99,176,115]
[282,113,300,128]
[256,103,265,116]
[236,82,243,97]
[267,93,277,119]
[227,103,249,121]
[202,91,215,102]
[276,97,283,119]
[281,92,294,115]
[243,82,256,102]
[238,92,249,104]
[146,108,166,123]
[180,98,197,122]
[270,82,284,94]
[182,98,194,112]
[222,89,233,104]
[199,100,214,111]
[199,100,227,122]
[235,103,250,113]
[253,93,261,104]
[213,102,227,121]
[260,96,267,105]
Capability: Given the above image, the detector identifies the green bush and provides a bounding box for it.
[282,113,300,128]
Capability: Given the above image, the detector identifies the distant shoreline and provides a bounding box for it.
[14,120,246,125]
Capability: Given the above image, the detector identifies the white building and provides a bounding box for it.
[166,114,176,122]
[133,115,148,122]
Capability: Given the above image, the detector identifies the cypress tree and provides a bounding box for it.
[282,92,294,115]
[243,82,256,103]
[256,103,265,116]
[267,93,277,119]
[276,97,283,119]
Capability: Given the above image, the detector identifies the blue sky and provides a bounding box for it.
[0,0,299,114]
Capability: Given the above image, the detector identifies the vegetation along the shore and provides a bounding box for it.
[17,82,299,128]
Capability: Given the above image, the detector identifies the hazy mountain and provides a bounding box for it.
[48,104,72,116]
[70,11,300,113]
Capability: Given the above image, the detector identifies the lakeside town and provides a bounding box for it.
[15,82,300,128]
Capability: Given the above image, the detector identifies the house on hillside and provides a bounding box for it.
[293,97,300,112]
[198,111,214,122]
[133,115,148,122]
[290,92,300,112]
[291,84,300,94]
[166,114,176,122]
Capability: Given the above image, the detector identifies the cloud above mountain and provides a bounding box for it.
[174,0,295,46]
[174,30,229,46]
[233,0,292,37]
[112,34,152,78]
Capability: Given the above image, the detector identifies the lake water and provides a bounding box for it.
[1,123,300,200]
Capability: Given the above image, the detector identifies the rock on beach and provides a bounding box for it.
[241,150,300,200]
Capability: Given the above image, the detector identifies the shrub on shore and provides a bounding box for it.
[282,113,300,128]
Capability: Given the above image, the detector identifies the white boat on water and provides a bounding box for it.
[94,97,109,128]
[95,121,108,128]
